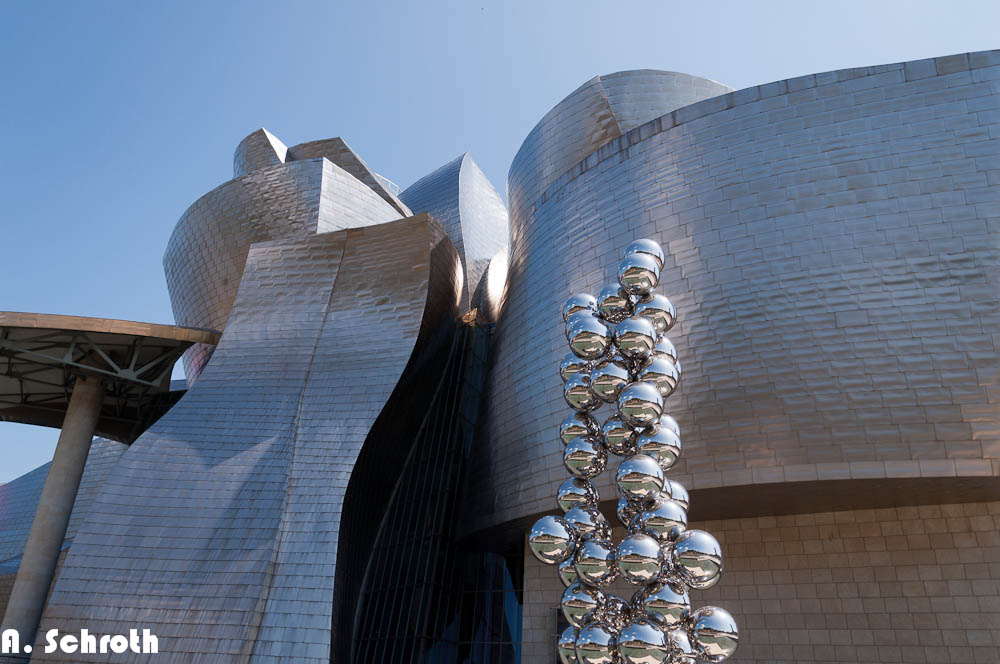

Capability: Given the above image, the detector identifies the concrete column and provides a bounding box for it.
[1,375,104,646]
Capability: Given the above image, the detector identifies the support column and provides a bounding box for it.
[1,375,104,647]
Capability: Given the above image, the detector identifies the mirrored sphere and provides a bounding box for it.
[617,533,664,585]
[557,477,600,513]
[561,412,600,445]
[564,293,598,322]
[617,495,644,528]
[561,352,592,382]
[657,414,681,437]
[667,627,698,663]
[575,538,619,587]
[558,625,581,664]
[597,284,634,323]
[603,414,638,456]
[559,557,580,588]
[590,360,632,403]
[618,618,668,664]
[690,606,739,662]
[633,580,689,628]
[528,515,577,564]
[635,293,677,334]
[636,425,682,472]
[598,594,632,633]
[651,336,678,364]
[634,498,687,542]
[565,374,602,412]
[672,530,723,587]
[686,572,722,590]
[614,316,657,360]
[638,356,680,399]
[618,253,661,296]
[565,505,612,541]
[618,382,664,428]
[617,454,665,501]
[564,436,608,479]
[624,238,665,270]
[568,315,612,360]
[562,582,606,629]
[666,479,689,510]
[575,622,618,664]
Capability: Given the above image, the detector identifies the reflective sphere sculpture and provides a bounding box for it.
[624,238,665,270]
[561,412,600,445]
[574,538,618,587]
[633,580,689,628]
[617,533,664,585]
[597,594,632,633]
[657,414,681,437]
[564,293,598,322]
[565,373,602,412]
[616,453,665,501]
[558,625,580,664]
[618,252,661,296]
[690,606,739,662]
[617,495,644,528]
[650,336,678,364]
[636,425,682,472]
[567,314,612,360]
[686,572,723,590]
[671,530,723,588]
[665,479,689,510]
[564,436,608,479]
[590,360,631,403]
[596,284,634,323]
[618,618,669,664]
[559,557,580,588]
[561,352,592,382]
[633,498,687,542]
[614,316,657,360]
[561,582,605,628]
[528,515,577,564]
[667,627,698,664]
[575,622,618,664]
[565,505,612,541]
[638,356,680,399]
[557,477,600,512]
[602,414,638,456]
[618,381,664,428]
[635,293,676,334]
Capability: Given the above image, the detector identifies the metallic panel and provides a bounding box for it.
[233,129,288,178]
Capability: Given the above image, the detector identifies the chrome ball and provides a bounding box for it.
[558,625,580,664]
[614,317,657,360]
[562,582,605,629]
[616,454,665,501]
[559,557,580,588]
[671,530,723,588]
[602,414,638,456]
[617,495,644,528]
[618,253,661,296]
[565,374,602,412]
[632,580,689,628]
[690,606,739,662]
[636,425,682,472]
[528,515,577,564]
[658,414,681,437]
[665,479,689,510]
[650,336,678,364]
[667,626,698,663]
[564,293,598,322]
[564,436,608,479]
[565,505,612,541]
[633,498,687,542]
[561,412,600,445]
[617,533,664,585]
[618,382,664,428]
[574,538,619,587]
[561,352,592,382]
[567,314,612,360]
[638,356,680,399]
[635,293,676,334]
[687,572,722,590]
[590,359,631,403]
[624,238,665,270]
[596,284,634,323]
[597,594,631,633]
[618,618,668,664]
[557,477,600,513]
[575,622,618,664]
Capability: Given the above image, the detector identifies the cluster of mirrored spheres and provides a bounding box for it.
[528,238,739,664]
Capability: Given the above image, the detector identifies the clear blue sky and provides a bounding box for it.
[1,0,997,483]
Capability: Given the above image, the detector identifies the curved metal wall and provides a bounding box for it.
[475,52,1000,535]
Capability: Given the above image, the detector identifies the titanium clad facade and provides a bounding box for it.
[474,51,1000,662]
